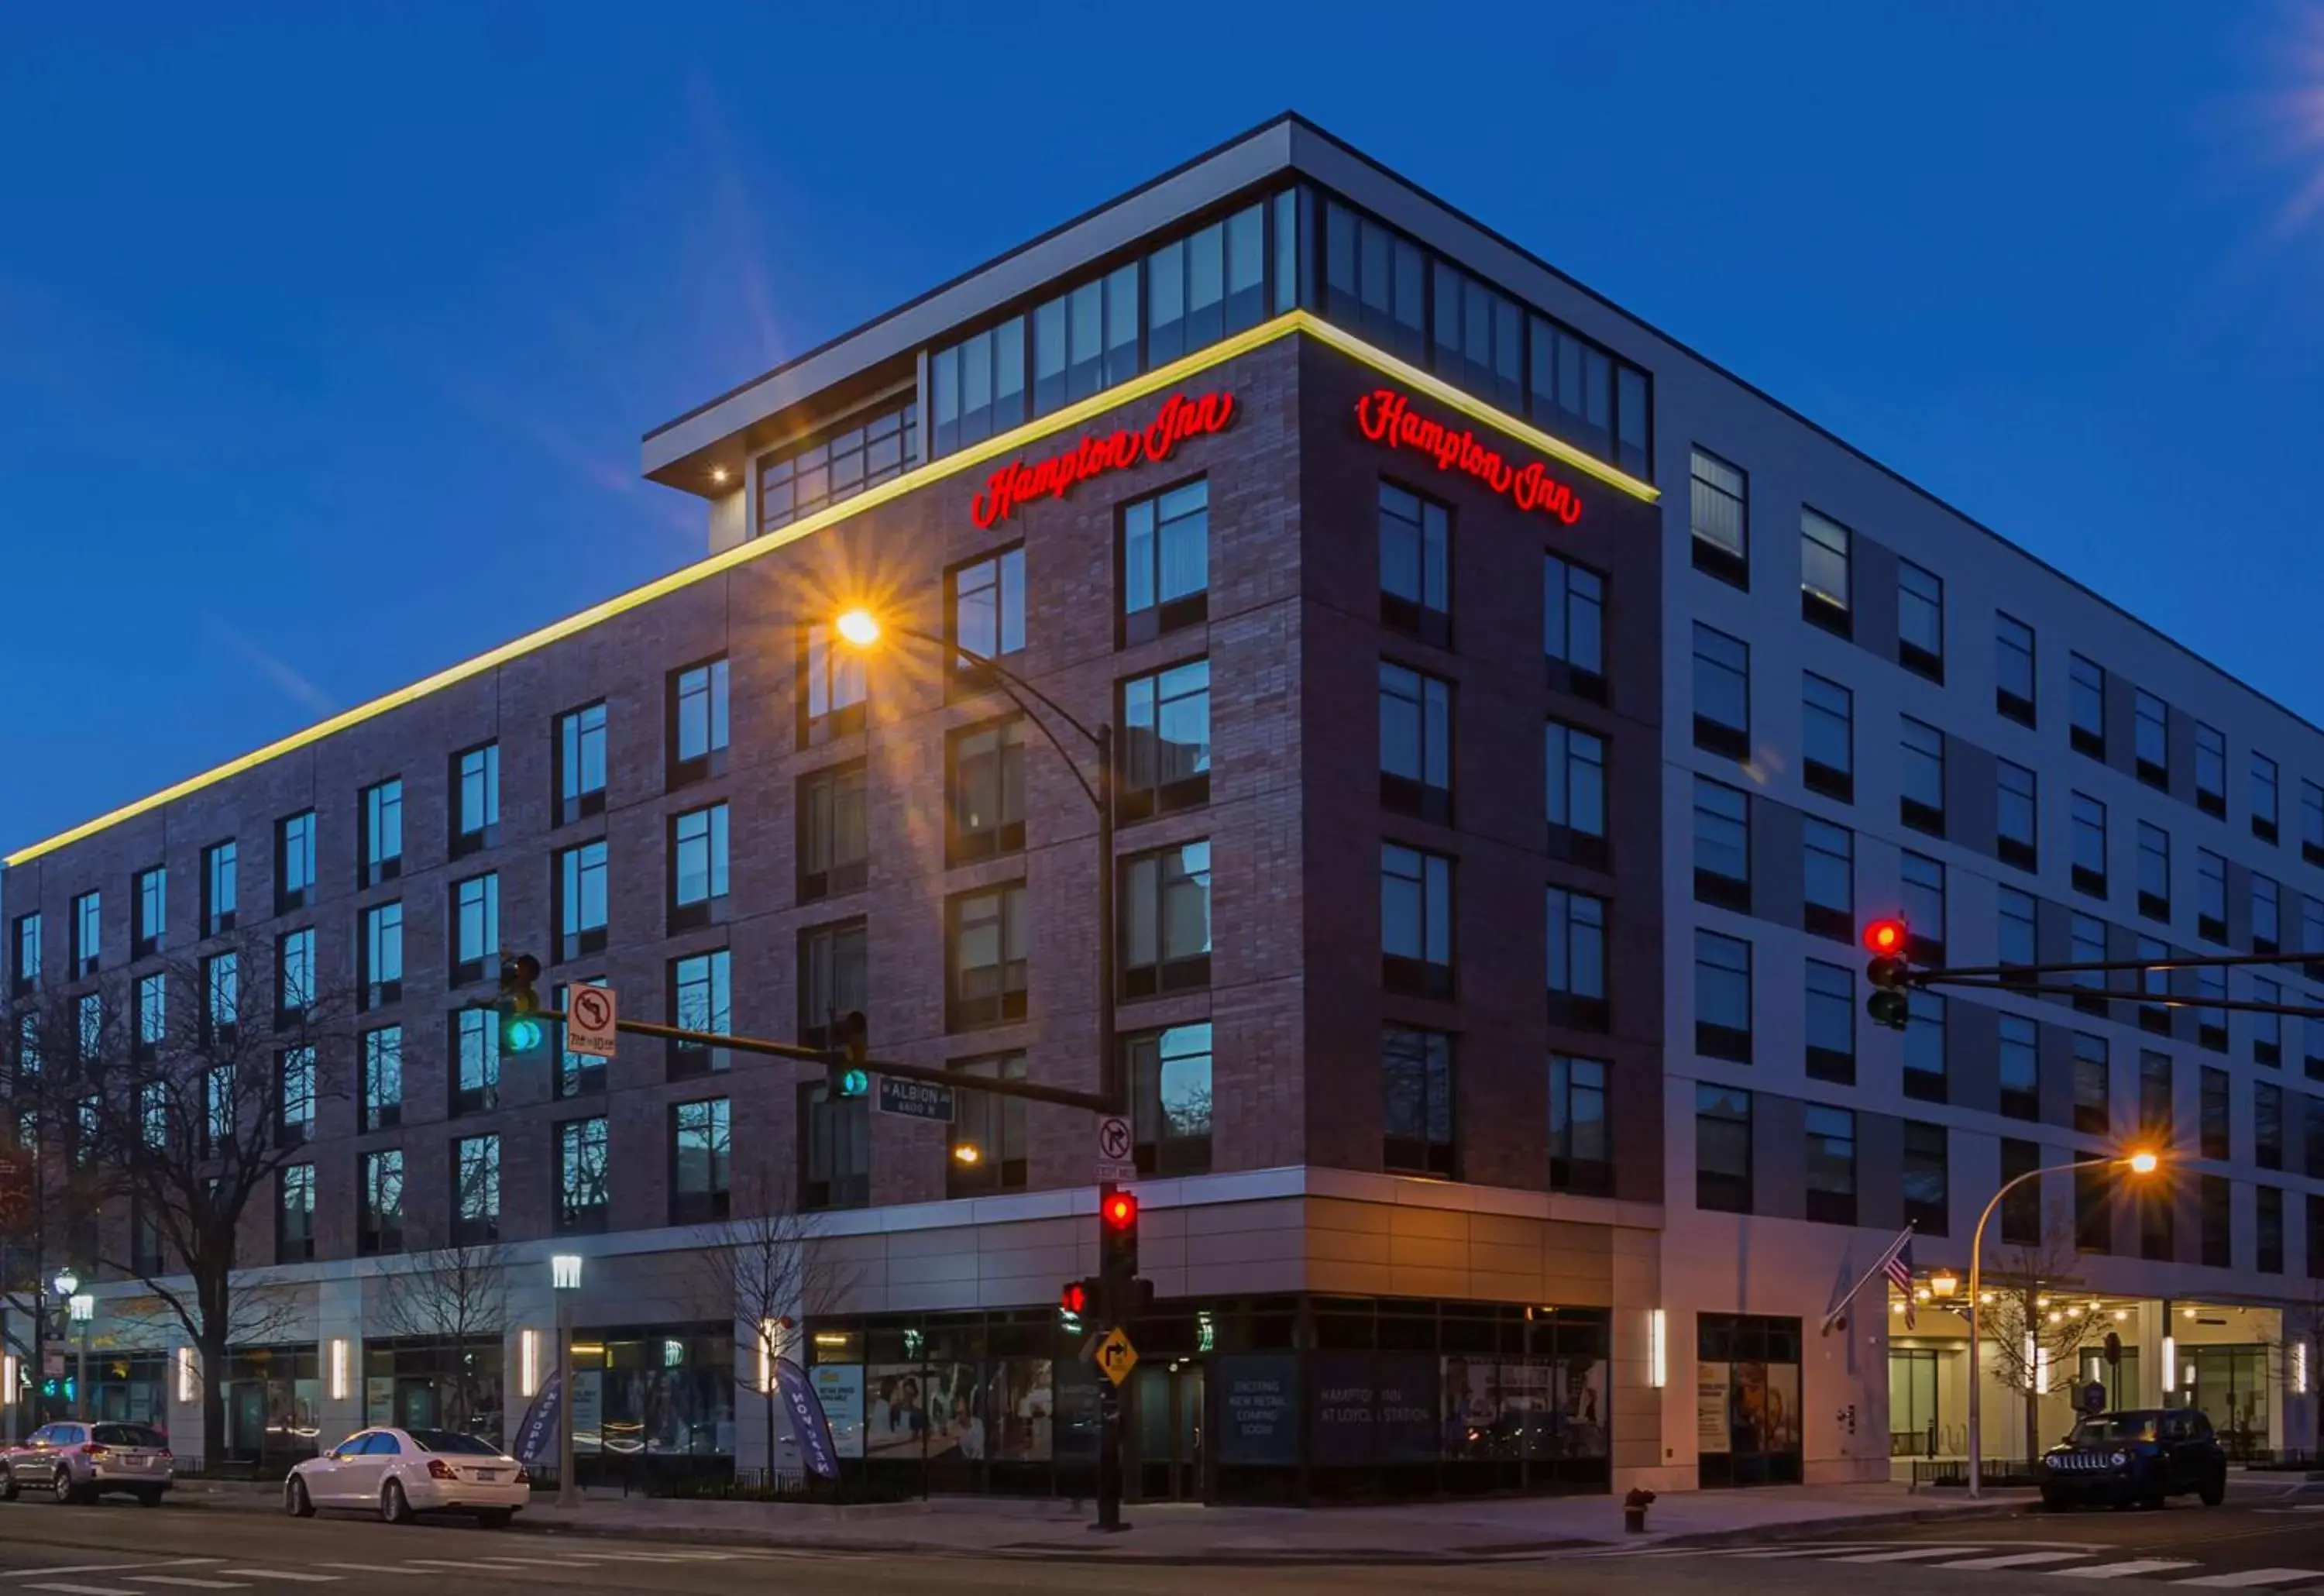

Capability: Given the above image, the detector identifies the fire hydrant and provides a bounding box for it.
[1623,1488,1655,1533]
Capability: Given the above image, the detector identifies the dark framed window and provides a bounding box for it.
[2201,1175,2232,1269]
[134,865,166,958]
[2129,690,2169,787]
[949,1053,1030,1198]
[2075,1164,2113,1254]
[360,779,403,886]
[451,742,499,855]
[2139,1048,2174,1144]
[1999,1014,2039,1121]
[1899,717,1945,836]
[756,396,916,534]
[1802,672,1853,801]
[553,841,609,962]
[2001,1137,2043,1247]
[948,883,1028,1030]
[2256,1081,2282,1169]
[1381,1027,1456,1178]
[556,702,607,824]
[2254,975,2283,1067]
[1902,851,1947,964]
[1528,310,1652,476]
[2255,874,2282,955]
[203,950,239,1041]
[1119,659,1210,824]
[2259,1185,2285,1274]
[1431,260,1525,411]
[799,1083,868,1211]
[556,1116,610,1234]
[1903,989,1947,1102]
[797,759,869,902]
[2071,915,2108,1014]
[1996,613,2036,725]
[1694,930,1752,1062]
[1901,1121,1948,1237]
[2304,779,2324,866]
[2136,822,2171,922]
[277,1164,316,1264]
[2310,1193,2324,1278]
[2074,1032,2111,1135]
[947,544,1027,695]
[197,841,236,939]
[1688,447,1748,587]
[1127,1023,1212,1176]
[2198,848,2228,943]
[1545,887,1608,1031]
[2305,898,2324,979]
[1996,760,2037,872]
[1897,560,1944,681]
[360,900,403,1010]
[1323,198,1428,361]
[669,949,731,1079]
[1692,624,1749,760]
[1123,841,1212,1000]
[1119,478,1208,644]
[2198,965,2229,1053]
[68,889,101,975]
[552,979,607,1099]
[2068,654,2106,759]
[1804,961,1855,1084]
[1147,199,1267,363]
[362,1025,402,1132]
[1379,842,1451,999]
[2070,793,2109,898]
[449,872,499,986]
[1378,482,1451,645]
[359,1149,404,1257]
[1799,508,1851,635]
[1545,720,1608,867]
[452,1008,499,1116]
[2195,722,2226,817]
[669,655,731,784]
[2254,752,2280,843]
[1379,662,1453,824]
[277,810,317,913]
[1549,1053,1609,1194]
[669,1097,732,1224]
[929,315,1026,456]
[948,718,1026,865]
[134,972,166,1059]
[1999,886,2037,973]
[452,1134,500,1246]
[1693,778,1751,911]
[1695,1085,1752,1214]
[2200,1065,2231,1160]
[275,927,315,1017]
[1032,261,1140,415]
[798,626,866,748]
[796,920,867,1051]
[1803,1106,1856,1226]
[1543,555,1607,702]
[669,803,730,932]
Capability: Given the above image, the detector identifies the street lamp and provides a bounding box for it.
[550,1254,582,1508]
[1964,1150,2163,1498]
[50,1272,86,1422]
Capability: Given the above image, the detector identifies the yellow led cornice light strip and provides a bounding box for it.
[5,310,1657,869]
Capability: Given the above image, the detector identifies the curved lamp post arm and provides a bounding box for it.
[877,623,1106,813]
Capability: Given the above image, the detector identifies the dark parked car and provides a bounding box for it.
[2039,1409,2226,1510]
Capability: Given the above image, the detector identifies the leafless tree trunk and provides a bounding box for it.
[1979,1210,2095,1464]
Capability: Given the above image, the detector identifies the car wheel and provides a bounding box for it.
[474,1508,512,1529]
[136,1489,163,1508]
[381,1478,412,1525]
[286,1477,314,1519]
[2040,1488,2067,1511]
[2201,1470,2226,1508]
[0,1467,18,1503]
[51,1468,77,1505]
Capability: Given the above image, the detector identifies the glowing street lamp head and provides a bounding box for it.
[951,1142,982,1166]
[835,610,882,648]
[1863,918,1907,957]
[2126,1151,2161,1175]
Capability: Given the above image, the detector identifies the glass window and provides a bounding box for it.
[798,759,869,900]
[950,884,1029,1029]
[1545,720,1607,855]
[1379,662,1453,820]
[797,920,866,1049]
[557,1116,610,1233]
[2069,654,2106,756]
[1032,263,1140,414]
[2134,690,2170,784]
[2304,780,2324,862]
[2256,874,2282,951]
[1999,886,2037,968]
[1802,672,1852,796]
[276,927,315,1013]
[1120,479,1208,634]
[453,1008,500,1115]
[1804,960,1855,1082]
[1542,554,1606,684]
[1695,930,1752,1061]
[1693,777,1751,904]
[1379,843,1452,996]
[203,843,236,934]
[1431,260,1525,411]
[2139,1049,2174,1140]
[2201,1065,2231,1159]
[1119,659,1211,822]
[672,657,731,771]
[1997,759,2037,867]
[558,841,609,955]
[452,874,499,977]
[1903,990,1947,1100]
[672,803,731,910]
[1903,1122,1949,1236]
[278,1045,315,1143]
[799,625,866,741]
[2259,1185,2284,1274]
[277,1164,317,1262]
[930,315,1026,456]
[362,779,403,885]
[1692,624,1749,756]
[1996,613,2036,722]
[362,1026,402,1133]
[361,1149,404,1254]
[2199,848,2228,939]
[2075,1033,2111,1135]
[455,743,500,842]
[2255,975,2283,1065]
[1695,1085,1752,1214]
[1147,201,1265,365]
[362,901,403,1005]
[949,545,1027,671]
[1689,448,1748,580]
[670,950,733,1076]
[278,810,316,903]
[756,397,918,533]
[1546,888,1608,1008]
[1900,717,1945,829]
[950,1054,1031,1196]
[1381,1027,1456,1178]
[453,1134,500,1243]
[1122,841,1212,998]
[1897,560,1943,676]
[2137,822,2170,917]
[2071,793,2108,893]
[1902,852,1946,955]
[1802,818,1853,934]
[2254,752,2281,840]
[800,1082,869,1212]
[134,865,166,954]
[1379,483,1451,638]
[1999,1014,2039,1120]
[2071,913,2108,1010]
[2195,722,2227,812]
[949,719,1026,865]
[70,890,100,974]
[558,703,607,819]
[1323,198,1428,361]
[1800,508,1851,621]
[135,972,166,1050]
[1549,1053,1610,1194]
[1127,1022,1212,1176]
[2257,1081,2284,1167]
[1803,1106,1856,1225]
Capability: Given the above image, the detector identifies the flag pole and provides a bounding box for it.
[1818,1224,1917,1336]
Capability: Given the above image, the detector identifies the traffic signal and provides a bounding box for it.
[2104,1331,2123,1367]
[825,1009,870,1099]
[1098,1183,1143,1318]
[1863,919,1911,1031]
[1059,1278,1094,1334]
[498,954,544,1053]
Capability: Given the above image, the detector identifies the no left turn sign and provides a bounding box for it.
[566,985,618,1060]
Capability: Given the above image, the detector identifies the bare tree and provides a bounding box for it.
[373,1158,512,1434]
[0,1010,106,1423]
[693,1152,860,1479]
[33,930,353,1464]
[1979,1210,2096,1464]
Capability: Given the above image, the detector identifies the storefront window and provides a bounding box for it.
[567,1328,733,1458]
[1696,1313,1803,1488]
[362,1338,504,1439]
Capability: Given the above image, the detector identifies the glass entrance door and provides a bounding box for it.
[1129,1364,1205,1500]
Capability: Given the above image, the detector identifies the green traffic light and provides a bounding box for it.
[838,1066,870,1098]
[504,1016,545,1053]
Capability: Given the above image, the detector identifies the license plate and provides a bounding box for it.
[121,1457,147,1470]
[477,1470,503,1482]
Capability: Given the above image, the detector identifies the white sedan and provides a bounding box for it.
[285,1426,529,1526]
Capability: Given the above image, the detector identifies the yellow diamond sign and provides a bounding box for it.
[1094,1326,1139,1385]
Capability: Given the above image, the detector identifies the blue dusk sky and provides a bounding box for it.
[4,2,2322,852]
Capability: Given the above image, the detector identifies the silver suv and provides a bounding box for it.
[1,1421,174,1505]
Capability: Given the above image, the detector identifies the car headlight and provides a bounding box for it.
[2110,1450,2130,1468]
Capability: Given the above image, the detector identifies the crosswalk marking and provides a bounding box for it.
[1832,1546,2005,1563]
[29,1585,144,1596]
[1933,1551,2102,1571]
[1720,1544,1899,1559]
[215,1576,342,1585]
[2054,1560,2203,1580]
[2171,1573,2324,1589]
[313,1567,427,1577]
[120,1582,247,1592]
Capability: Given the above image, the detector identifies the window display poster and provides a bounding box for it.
[365,1378,395,1429]
[1215,1354,1299,1467]
[811,1364,865,1460]
[924,1362,984,1460]
[1559,1356,1610,1460]
[570,1368,605,1454]
[1697,1364,1731,1453]
[1312,1352,1440,1465]
[1725,1360,1800,1457]
[986,1358,1053,1462]
[865,1364,930,1458]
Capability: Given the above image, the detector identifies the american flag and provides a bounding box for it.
[1883,1233,1917,1329]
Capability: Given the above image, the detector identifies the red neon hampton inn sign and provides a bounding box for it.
[969,390,1236,528]
[1354,387,1584,525]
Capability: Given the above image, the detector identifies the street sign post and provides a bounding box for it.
[1094,1326,1139,1386]
[1095,1115,1136,1182]
[565,985,618,1060]
[878,1078,957,1123]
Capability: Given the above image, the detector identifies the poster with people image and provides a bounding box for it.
[985,1359,1054,1462]
[865,1365,932,1457]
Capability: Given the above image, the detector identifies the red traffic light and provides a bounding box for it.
[1101,1191,1139,1231]
[1061,1281,1090,1316]
[1862,918,1907,957]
